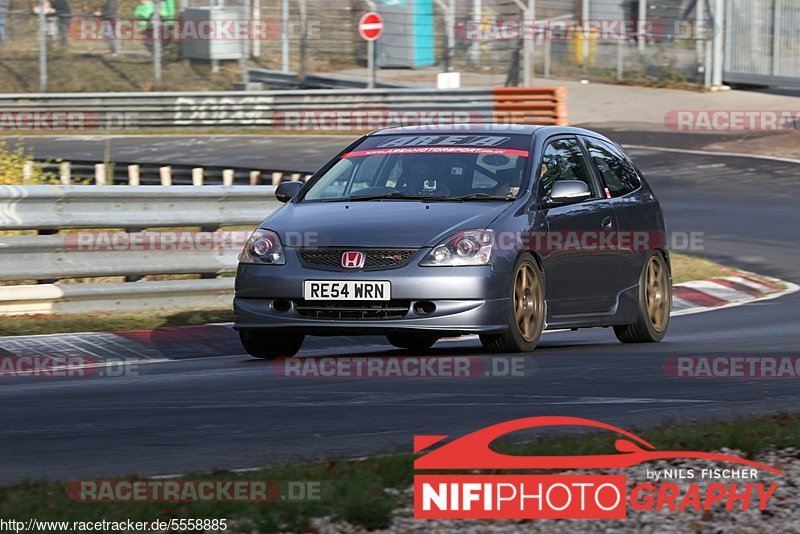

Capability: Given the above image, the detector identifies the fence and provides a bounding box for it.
[0,86,568,131]
[0,0,718,93]
[0,184,280,314]
[724,0,800,87]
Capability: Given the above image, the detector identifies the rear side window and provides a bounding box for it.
[584,138,642,197]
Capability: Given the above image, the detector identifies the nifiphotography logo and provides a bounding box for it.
[413,416,781,520]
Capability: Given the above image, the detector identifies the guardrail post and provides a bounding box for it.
[272,172,283,186]
[223,169,235,186]
[59,161,71,185]
[249,171,261,185]
[128,165,140,186]
[160,166,172,186]
[23,161,33,183]
[192,168,204,186]
[95,164,107,185]
[36,229,58,284]
[291,173,301,181]
[200,225,220,279]
[125,229,144,282]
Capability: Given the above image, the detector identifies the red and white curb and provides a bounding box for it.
[671,271,798,316]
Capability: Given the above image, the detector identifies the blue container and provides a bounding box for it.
[376,0,436,68]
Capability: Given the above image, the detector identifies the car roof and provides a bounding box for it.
[369,124,613,143]
[370,123,544,136]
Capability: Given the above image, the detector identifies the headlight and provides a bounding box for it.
[420,230,494,267]
[239,229,286,265]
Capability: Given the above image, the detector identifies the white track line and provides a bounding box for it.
[625,144,800,166]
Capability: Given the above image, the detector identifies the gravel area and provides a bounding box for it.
[310,448,800,533]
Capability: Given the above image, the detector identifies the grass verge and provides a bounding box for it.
[1,413,797,532]
[0,253,741,336]
[670,252,735,285]
[0,308,233,337]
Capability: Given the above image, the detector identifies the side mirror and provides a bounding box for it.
[275,181,304,203]
[542,180,592,207]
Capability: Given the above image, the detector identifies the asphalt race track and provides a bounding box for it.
[1,136,799,484]
[7,135,346,174]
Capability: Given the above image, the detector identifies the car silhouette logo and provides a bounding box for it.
[341,251,365,269]
[413,416,782,474]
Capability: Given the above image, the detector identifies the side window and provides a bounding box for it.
[539,138,598,198]
[585,138,642,197]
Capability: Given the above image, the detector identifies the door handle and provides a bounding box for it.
[601,216,613,229]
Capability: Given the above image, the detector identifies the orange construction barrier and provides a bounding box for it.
[492,87,568,126]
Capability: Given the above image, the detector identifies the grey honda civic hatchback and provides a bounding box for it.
[234,124,671,358]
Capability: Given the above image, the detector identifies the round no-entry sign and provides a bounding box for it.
[359,12,384,41]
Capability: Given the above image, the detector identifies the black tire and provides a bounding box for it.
[386,334,438,352]
[239,330,304,359]
[480,254,545,353]
[614,252,671,343]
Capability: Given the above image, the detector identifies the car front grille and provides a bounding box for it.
[296,248,418,271]
[294,300,410,320]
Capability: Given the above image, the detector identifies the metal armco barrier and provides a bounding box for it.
[0,185,279,315]
[0,185,280,230]
[0,87,567,131]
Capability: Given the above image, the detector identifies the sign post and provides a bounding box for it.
[358,12,384,89]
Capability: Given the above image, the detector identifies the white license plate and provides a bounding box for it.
[303,281,391,301]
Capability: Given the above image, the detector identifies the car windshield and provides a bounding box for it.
[301,134,531,202]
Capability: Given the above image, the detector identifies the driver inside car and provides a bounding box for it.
[397,156,451,196]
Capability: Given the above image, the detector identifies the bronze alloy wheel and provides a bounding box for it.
[614,252,671,344]
[481,255,545,353]
[514,261,544,342]
[645,255,669,333]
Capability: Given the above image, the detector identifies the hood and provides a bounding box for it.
[262,200,513,248]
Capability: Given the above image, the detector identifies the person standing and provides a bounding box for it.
[134,0,154,54]
[95,0,119,55]
[135,0,176,55]
[51,0,71,47]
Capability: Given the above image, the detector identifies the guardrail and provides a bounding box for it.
[0,87,567,131]
[246,69,407,90]
[0,185,279,315]
[0,185,280,230]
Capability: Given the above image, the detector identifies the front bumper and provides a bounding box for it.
[233,248,510,336]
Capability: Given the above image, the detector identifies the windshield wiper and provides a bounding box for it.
[446,193,516,201]
[345,191,440,202]
[321,191,515,203]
